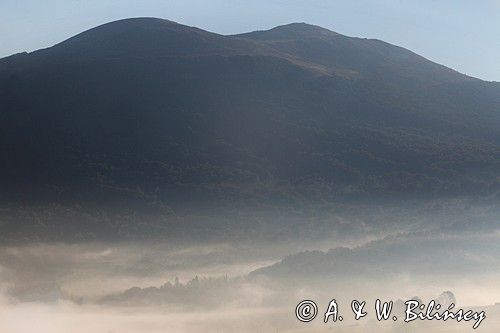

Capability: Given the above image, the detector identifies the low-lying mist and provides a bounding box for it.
[1,216,499,332]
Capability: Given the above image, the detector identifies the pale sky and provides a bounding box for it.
[1,0,499,81]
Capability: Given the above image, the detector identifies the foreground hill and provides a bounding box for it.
[1,18,500,240]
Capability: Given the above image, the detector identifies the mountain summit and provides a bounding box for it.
[236,22,340,40]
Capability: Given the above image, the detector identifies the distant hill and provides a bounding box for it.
[1,18,500,240]
[250,233,500,278]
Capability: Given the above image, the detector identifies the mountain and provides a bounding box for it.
[1,18,500,240]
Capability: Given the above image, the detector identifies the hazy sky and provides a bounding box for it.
[1,0,499,81]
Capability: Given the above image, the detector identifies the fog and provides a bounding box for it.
[1,221,499,332]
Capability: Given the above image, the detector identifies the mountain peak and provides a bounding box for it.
[235,22,339,41]
[56,17,200,45]
[59,17,186,44]
[89,17,180,28]
[43,17,234,59]
[273,22,338,35]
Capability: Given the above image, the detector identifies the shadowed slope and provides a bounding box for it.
[1,18,500,240]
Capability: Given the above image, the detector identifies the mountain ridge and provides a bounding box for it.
[0,18,472,82]
[1,18,500,240]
